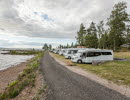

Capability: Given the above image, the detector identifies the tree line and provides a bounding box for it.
[42,43,52,50]
[76,2,130,51]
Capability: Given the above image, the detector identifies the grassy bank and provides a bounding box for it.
[51,52,130,86]
[9,50,41,55]
[0,52,45,100]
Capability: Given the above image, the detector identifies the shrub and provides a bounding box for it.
[8,80,19,88]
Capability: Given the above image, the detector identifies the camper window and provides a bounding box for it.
[73,50,78,54]
[87,52,101,57]
[68,51,71,54]
[101,52,112,55]
[80,53,86,57]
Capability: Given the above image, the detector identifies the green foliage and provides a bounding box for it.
[85,22,98,48]
[76,23,86,46]
[97,21,105,48]
[107,2,129,50]
[8,80,19,88]
[76,1,129,50]
[9,89,19,98]
[10,50,40,55]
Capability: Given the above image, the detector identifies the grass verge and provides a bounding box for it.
[0,52,44,100]
[51,52,130,86]
[9,50,41,55]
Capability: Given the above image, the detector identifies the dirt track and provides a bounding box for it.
[41,52,130,100]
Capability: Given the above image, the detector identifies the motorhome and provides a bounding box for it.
[53,49,60,54]
[71,49,113,63]
[64,48,80,59]
[59,49,67,55]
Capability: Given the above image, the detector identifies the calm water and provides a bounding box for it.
[0,51,34,70]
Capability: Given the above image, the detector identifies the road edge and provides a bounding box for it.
[49,53,130,98]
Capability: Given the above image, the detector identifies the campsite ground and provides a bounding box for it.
[51,52,130,86]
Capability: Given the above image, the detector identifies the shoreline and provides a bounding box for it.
[0,60,31,93]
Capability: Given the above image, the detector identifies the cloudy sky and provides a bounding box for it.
[0,0,130,48]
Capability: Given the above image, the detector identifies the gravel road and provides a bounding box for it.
[41,52,130,100]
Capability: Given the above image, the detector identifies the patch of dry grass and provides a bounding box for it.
[114,52,130,59]
[51,53,76,66]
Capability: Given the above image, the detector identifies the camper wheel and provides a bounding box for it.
[77,60,82,64]
[68,56,71,59]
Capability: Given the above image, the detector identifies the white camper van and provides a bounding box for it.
[59,49,67,55]
[64,48,80,59]
[71,49,113,63]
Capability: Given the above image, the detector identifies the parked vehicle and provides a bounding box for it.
[71,49,113,63]
[53,49,60,54]
[64,48,82,59]
[59,49,67,55]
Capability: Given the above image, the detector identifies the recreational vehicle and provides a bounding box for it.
[59,49,67,55]
[71,49,113,63]
[64,48,80,59]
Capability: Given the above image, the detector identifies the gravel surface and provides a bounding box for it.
[41,52,130,100]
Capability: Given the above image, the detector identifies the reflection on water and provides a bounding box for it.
[0,51,34,70]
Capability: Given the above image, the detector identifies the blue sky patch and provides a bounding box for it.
[41,14,54,21]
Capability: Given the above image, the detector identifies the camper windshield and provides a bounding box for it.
[75,52,82,56]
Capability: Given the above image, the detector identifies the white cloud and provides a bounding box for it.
[0,0,129,48]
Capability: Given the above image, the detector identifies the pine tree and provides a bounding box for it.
[49,44,52,50]
[67,43,70,48]
[100,31,109,49]
[85,22,98,48]
[76,23,86,46]
[71,42,74,48]
[97,21,105,48]
[107,2,129,50]
[126,25,130,44]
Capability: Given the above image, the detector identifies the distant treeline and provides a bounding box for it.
[76,2,130,51]
[58,2,130,51]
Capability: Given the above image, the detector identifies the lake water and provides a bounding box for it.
[0,51,34,70]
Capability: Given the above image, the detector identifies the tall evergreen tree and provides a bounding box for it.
[66,43,70,48]
[85,22,98,48]
[107,2,129,50]
[126,24,130,44]
[71,42,74,48]
[97,21,105,48]
[76,23,86,46]
[49,44,52,50]
[100,31,109,49]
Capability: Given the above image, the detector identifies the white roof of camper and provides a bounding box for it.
[78,49,113,52]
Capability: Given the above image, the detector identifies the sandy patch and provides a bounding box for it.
[0,60,30,93]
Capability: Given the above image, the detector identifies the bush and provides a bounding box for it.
[9,89,19,98]
[8,80,19,88]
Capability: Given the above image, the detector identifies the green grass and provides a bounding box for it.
[9,50,41,55]
[51,52,130,86]
[0,52,44,100]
